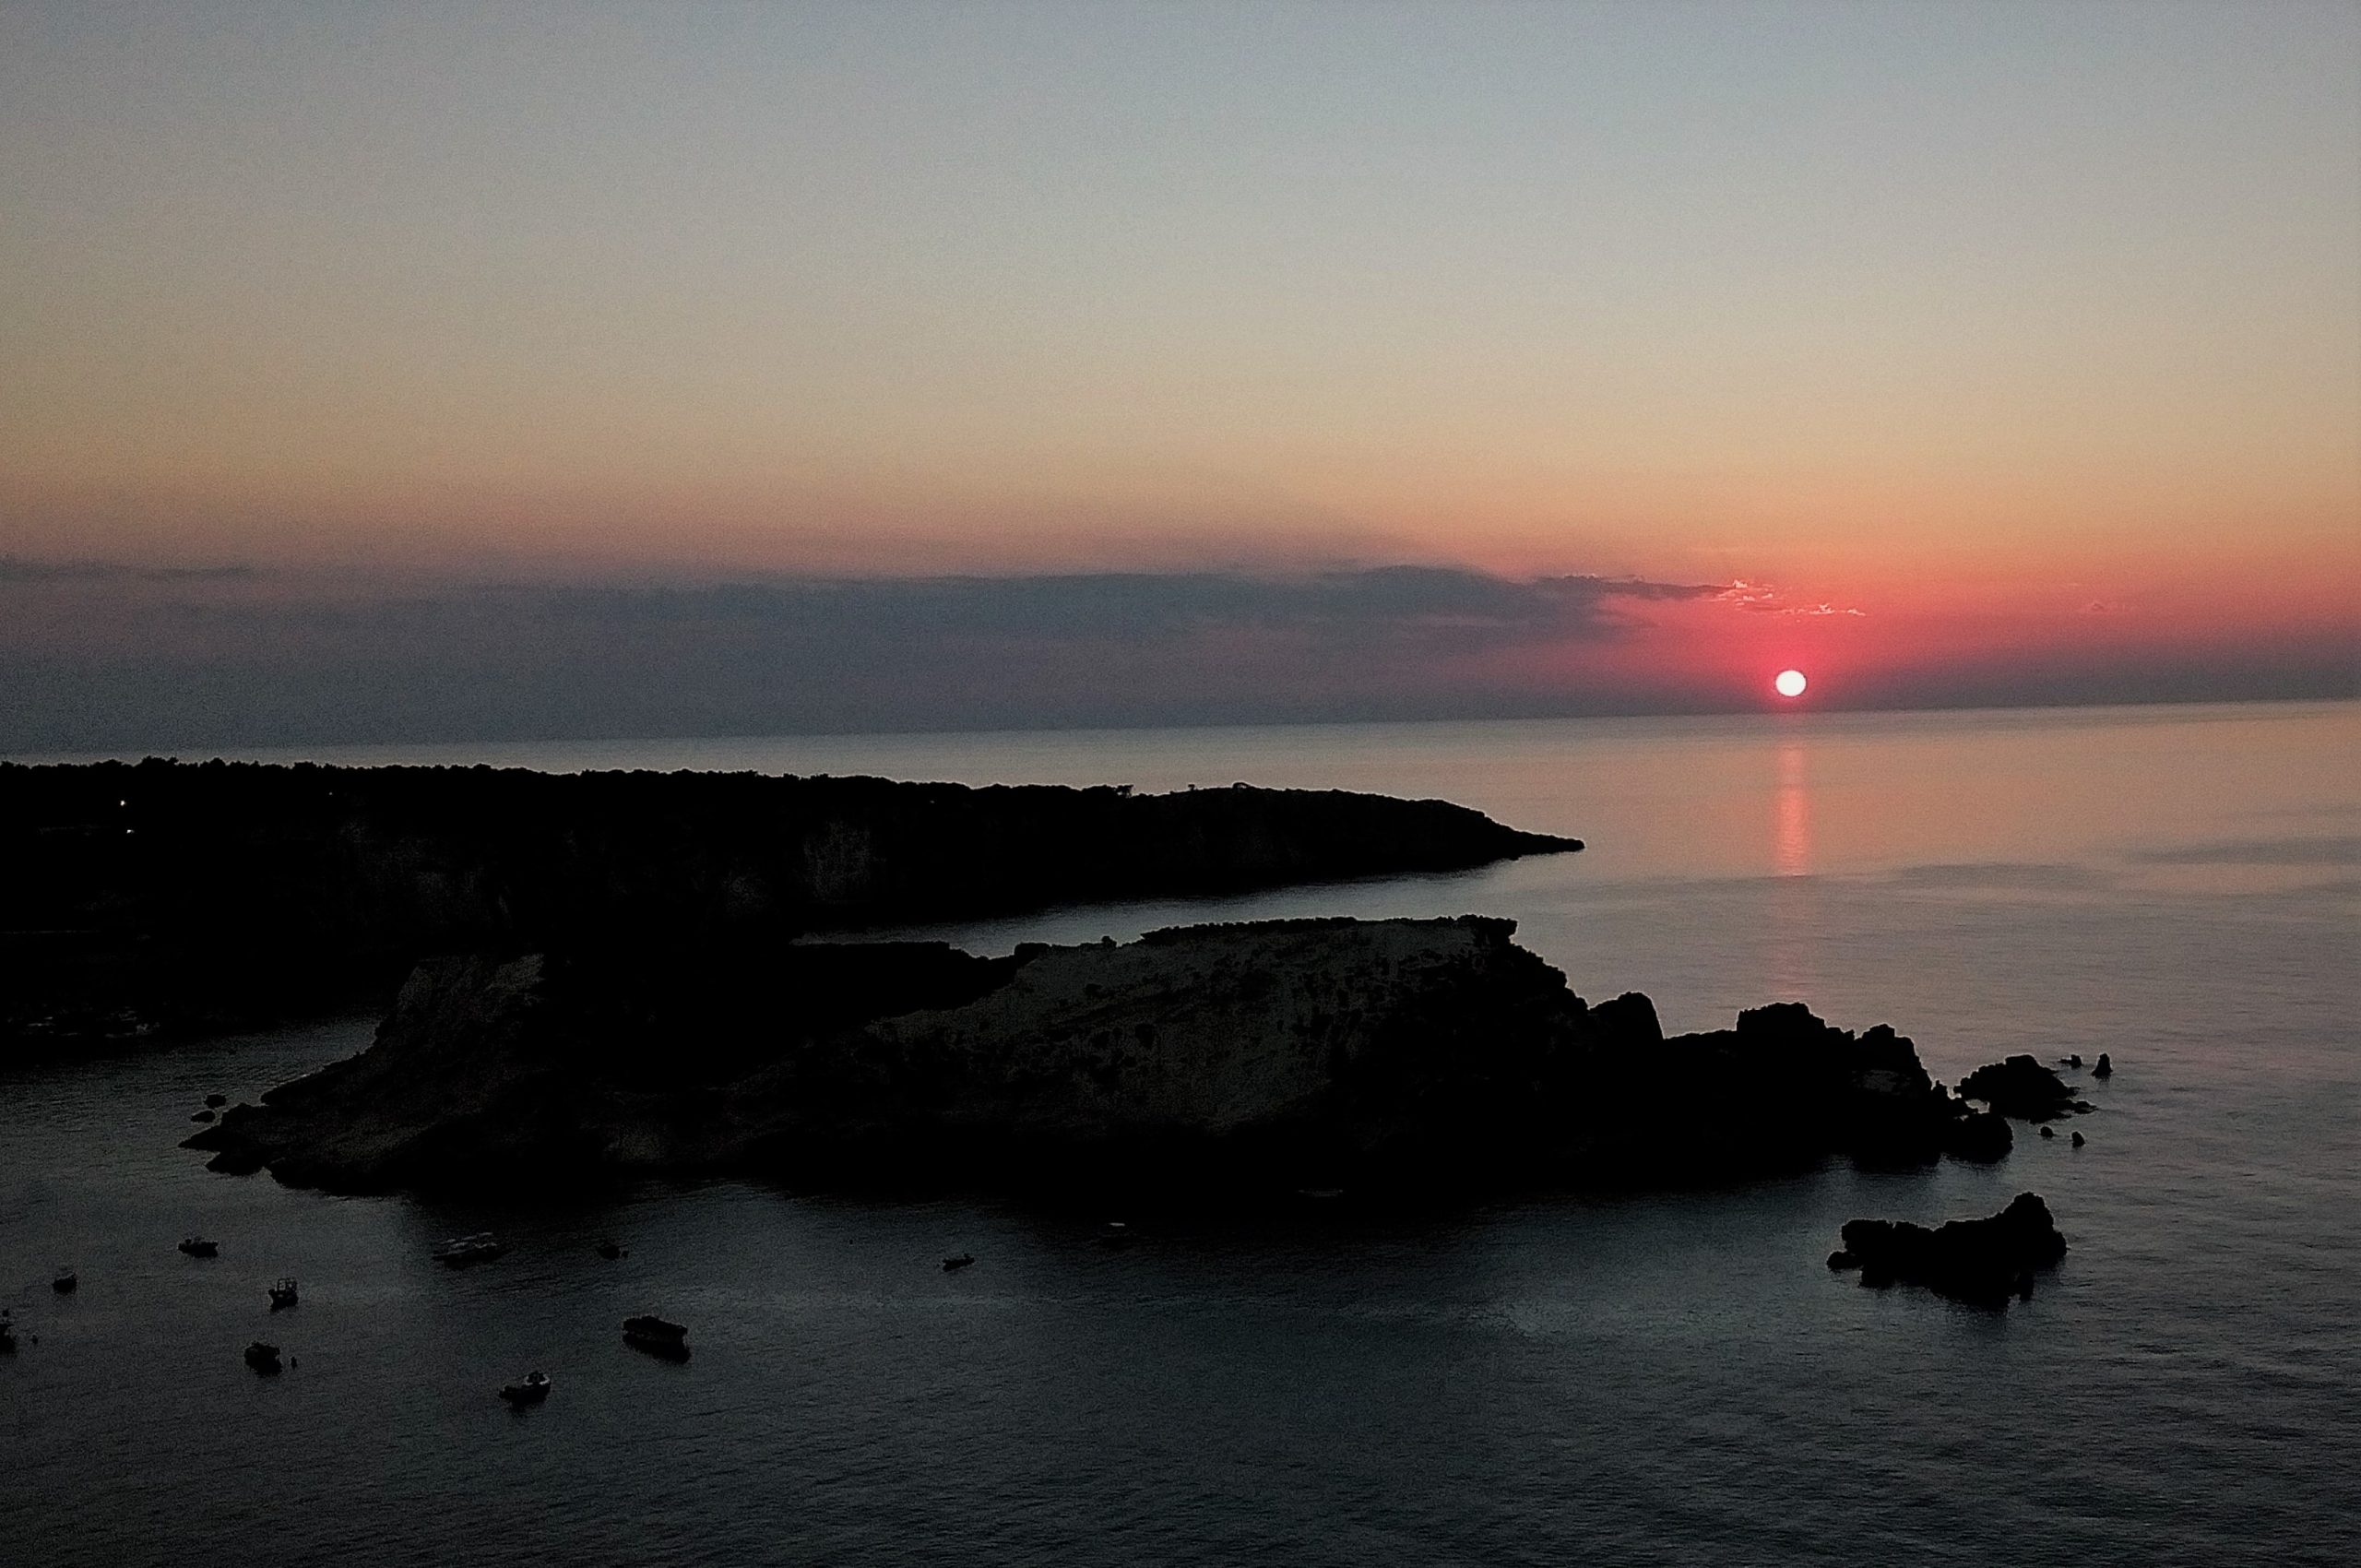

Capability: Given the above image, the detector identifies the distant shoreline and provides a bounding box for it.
[1,761,1577,1058]
[8,692,2349,772]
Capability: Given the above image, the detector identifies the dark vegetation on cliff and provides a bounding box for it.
[0,759,1578,1055]
[186,916,2011,1199]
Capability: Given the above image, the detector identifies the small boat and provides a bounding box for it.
[243,1340,282,1374]
[52,1271,77,1294]
[1097,1222,1133,1251]
[432,1232,510,1267]
[1,1312,17,1354]
[594,1239,625,1261]
[178,1237,219,1258]
[267,1277,300,1310]
[498,1371,552,1407]
[941,1253,976,1272]
[622,1314,691,1360]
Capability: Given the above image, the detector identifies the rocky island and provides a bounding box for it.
[2,760,1578,1054]
[187,916,2012,1196]
[1957,1054,2094,1123]
[1829,1194,2070,1306]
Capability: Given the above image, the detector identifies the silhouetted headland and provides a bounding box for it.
[185,916,2011,1197]
[1,759,1578,1055]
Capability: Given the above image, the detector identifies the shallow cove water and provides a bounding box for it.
[5,701,2356,1565]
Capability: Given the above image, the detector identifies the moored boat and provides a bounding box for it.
[178,1237,219,1258]
[499,1370,552,1406]
[942,1253,976,1272]
[268,1277,299,1310]
[622,1314,690,1360]
[243,1340,282,1373]
[53,1270,77,1293]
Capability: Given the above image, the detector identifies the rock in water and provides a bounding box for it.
[1944,1107,2013,1163]
[184,917,2015,1198]
[1958,1054,2082,1122]
[1831,1194,2069,1306]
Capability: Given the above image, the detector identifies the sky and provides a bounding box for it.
[2,1,2355,750]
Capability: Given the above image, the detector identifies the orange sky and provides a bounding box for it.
[1,4,2355,743]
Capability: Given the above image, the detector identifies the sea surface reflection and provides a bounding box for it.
[5,702,2355,1565]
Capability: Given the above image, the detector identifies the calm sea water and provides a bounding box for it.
[5,702,2356,1565]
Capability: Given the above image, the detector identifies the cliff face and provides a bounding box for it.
[753,918,1599,1176]
[187,917,2005,1196]
[191,939,1014,1188]
[1,760,1579,1051]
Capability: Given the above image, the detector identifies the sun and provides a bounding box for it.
[1774,669,1808,698]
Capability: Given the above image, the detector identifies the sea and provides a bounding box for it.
[3,700,2355,1566]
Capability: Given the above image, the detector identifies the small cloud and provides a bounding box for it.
[1716,579,1780,610]
[1714,580,1865,616]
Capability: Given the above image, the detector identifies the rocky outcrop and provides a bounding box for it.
[2,761,1580,1054]
[1829,1194,2068,1306]
[1958,1055,2085,1122]
[186,916,2010,1197]
[754,917,1595,1183]
[1603,1002,2014,1171]
[187,937,1013,1185]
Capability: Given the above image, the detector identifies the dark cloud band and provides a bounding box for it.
[0,563,2349,753]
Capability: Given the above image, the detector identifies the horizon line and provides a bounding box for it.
[10,691,2352,771]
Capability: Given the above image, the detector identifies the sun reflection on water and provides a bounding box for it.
[1774,739,1810,878]
[1769,736,1816,1000]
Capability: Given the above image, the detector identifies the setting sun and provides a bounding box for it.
[1774,669,1809,698]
